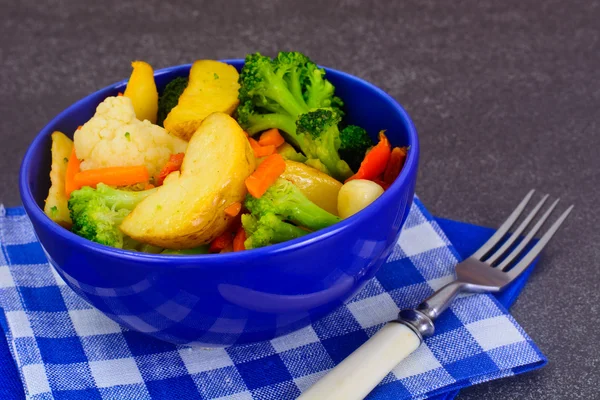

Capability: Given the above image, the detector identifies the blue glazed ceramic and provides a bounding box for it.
[19,60,419,346]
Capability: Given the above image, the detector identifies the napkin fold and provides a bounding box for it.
[0,198,546,400]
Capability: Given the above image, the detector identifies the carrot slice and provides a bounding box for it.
[245,153,286,198]
[383,147,407,185]
[248,137,276,157]
[258,128,285,148]
[156,153,185,186]
[73,166,149,189]
[233,227,246,252]
[345,131,392,183]
[76,125,83,131]
[65,147,81,197]
[209,231,233,253]
[224,202,242,217]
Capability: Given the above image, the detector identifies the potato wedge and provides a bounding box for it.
[120,113,256,248]
[123,61,159,124]
[281,160,342,215]
[164,60,240,141]
[44,131,74,228]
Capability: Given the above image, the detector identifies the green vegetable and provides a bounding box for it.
[236,51,344,148]
[157,76,189,127]
[68,183,157,248]
[124,132,131,141]
[295,109,353,181]
[161,246,210,255]
[245,178,340,231]
[339,125,373,171]
[242,213,307,249]
[49,206,58,217]
[122,236,164,253]
[277,143,307,162]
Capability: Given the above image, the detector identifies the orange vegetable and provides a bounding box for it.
[372,178,391,191]
[245,153,286,198]
[73,166,149,189]
[155,153,185,186]
[117,92,123,96]
[209,231,233,253]
[76,125,82,131]
[345,131,391,183]
[224,202,242,217]
[383,147,407,185]
[233,227,246,252]
[145,183,155,190]
[248,137,276,157]
[258,128,285,148]
[65,147,81,197]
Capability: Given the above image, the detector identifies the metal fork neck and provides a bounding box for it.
[396,281,465,338]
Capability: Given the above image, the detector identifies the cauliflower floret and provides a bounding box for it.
[74,96,187,178]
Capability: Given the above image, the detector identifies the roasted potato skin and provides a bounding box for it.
[164,60,240,141]
[120,113,255,249]
[44,131,74,228]
[281,160,342,215]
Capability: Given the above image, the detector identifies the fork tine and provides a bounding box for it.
[497,198,560,270]
[506,205,574,279]
[485,194,549,265]
[473,190,535,260]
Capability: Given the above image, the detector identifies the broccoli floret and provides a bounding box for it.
[236,51,343,148]
[157,76,188,127]
[277,142,307,162]
[68,183,156,248]
[245,178,340,231]
[296,109,353,181]
[339,125,373,171]
[242,213,308,249]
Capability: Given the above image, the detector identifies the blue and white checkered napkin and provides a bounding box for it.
[0,198,545,400]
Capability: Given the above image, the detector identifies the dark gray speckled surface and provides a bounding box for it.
[1,0,599,398]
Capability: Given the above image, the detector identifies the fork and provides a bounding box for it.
[299,190,573,400]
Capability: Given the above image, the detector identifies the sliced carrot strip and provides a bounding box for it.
[233,228,246,252]
[156,153,185,186]
[258,128,285,148]
[345,131,391,183]
[248,137,276,157]
[209,231,233,253]
[224,202,242,217]
[65,148,81,197]
[73,166,149,189]
[245,153,286,198]
[383,146,407,185]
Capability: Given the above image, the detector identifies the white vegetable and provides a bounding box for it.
[74,96,187,178]
[337,179,384,218]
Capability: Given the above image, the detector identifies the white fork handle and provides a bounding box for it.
[298,322,421,400]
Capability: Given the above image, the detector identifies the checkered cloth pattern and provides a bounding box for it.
[0,198,545,400]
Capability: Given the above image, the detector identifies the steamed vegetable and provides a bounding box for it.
[120,113,256,249]
[68,183,157,248]
[44,131,73,227]
[277,142,307,162]
[236,51,343,143]
[123,61,159,124]
[280,160,342,215]
[245,178,340,231]
[295,108,353,181]
[245,153,286,198]
[73,166,150,190]
[242,213,308,249]
[164,60,240,141]
[346,131,391,182]
[337,179,384,219]
[258,128,285,147]
[339,125,373,171]
[157,77,188,127]
[74,96,187,178]
[65,147,81,197]
[383,146,408,185]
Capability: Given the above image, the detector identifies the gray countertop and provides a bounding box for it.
[1,0,598,398]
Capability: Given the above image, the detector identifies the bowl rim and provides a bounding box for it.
[19,59,419,266]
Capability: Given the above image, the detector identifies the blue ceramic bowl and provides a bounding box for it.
[19,60,419,346]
